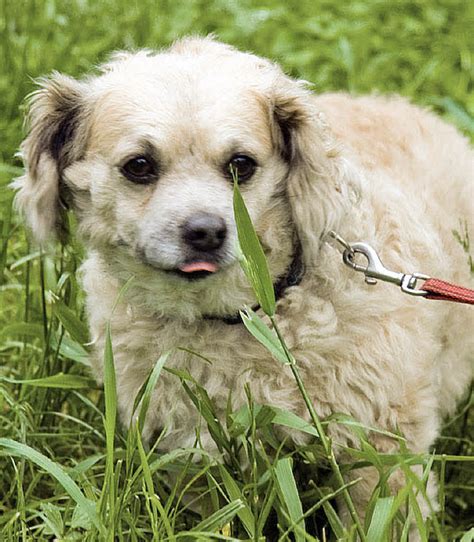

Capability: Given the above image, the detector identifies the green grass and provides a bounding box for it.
[0,1,473,540]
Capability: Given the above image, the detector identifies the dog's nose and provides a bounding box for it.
[182,213,227,251]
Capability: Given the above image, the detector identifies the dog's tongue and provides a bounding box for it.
[179,261,218,273]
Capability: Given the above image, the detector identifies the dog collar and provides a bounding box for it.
[203,237,305,326]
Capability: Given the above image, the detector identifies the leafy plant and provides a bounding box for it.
[0,1,472,540]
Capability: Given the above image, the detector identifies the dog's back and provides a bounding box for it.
[316,92,473,416]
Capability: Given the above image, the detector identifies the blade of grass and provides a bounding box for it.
[460,528,474,542]
[240,307,291,364]
[136,426,175,540]
[232,404,319,439]
[274,457,305,542]
[366,496,395,542]
[98,276,135,533]
[281,479,361,541]
[219,465,255,538]
[180,380,233,457]
[53,299,89,346]
[0,322,45,341]
[49,330,90,365]
[233,180,366,540]
[190,499,244,534]
[2,373,95,389]
[233,174,275,316]
[136,351,170,433]
[101,321,117,536]
[0,438,101,532]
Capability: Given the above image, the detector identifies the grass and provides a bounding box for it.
[0,0,473,540]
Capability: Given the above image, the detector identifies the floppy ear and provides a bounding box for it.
[272,82,361,259]
[12,73,88,243]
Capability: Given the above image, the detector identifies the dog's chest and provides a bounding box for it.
[105,311,306,447]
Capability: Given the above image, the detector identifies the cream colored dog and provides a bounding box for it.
[14,37,473,522]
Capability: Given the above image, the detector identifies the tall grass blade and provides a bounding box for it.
[366,496,394,542]
[219,465,255,538]
[50,331,90,365]
[102,322,117,531]
[1,322,44,341]
[233,170,365,540]
[0,438,101,532]
[274,457,305,542]
[191,499,244,533]
[240,307,289,364]
[2,373,95,389]
[53,299,89,346]
[180,380,232,455]
[233,177,275,316]
[232,403,319,438]
[461,528,474,542]
[136,351,170,433]
[136,427,175,540]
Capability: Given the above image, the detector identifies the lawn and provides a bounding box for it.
[0,0,473,540]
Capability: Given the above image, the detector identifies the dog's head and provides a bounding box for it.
[14,37,357,319]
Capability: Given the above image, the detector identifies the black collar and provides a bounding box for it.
[203,237,305,325]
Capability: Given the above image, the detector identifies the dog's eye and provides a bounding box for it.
[227,155,257,182]
[121,156,156,184]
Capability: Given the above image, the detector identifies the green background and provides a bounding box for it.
[0,1,472,540]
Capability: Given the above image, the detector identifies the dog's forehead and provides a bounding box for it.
[87,53,274,158]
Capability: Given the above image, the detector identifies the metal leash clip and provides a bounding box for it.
[328,232,430,296]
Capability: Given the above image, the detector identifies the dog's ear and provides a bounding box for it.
[271,83,360,258]
[12,73,88,243]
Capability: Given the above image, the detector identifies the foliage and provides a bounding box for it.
[0,0,473,540]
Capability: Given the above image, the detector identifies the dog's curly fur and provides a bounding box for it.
[13,37,473,523]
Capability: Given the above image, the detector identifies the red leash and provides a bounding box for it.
[422,278,474,305]
[328,232,474,305]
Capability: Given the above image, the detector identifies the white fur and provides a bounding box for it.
[14,37,473,524]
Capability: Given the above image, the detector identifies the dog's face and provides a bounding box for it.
[14,38,353,319]
[79,50,291,277]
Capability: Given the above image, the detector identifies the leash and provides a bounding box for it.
[328,231,474,305]
[205,230,472,326]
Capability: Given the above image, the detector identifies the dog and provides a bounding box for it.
[14,37,473,525]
